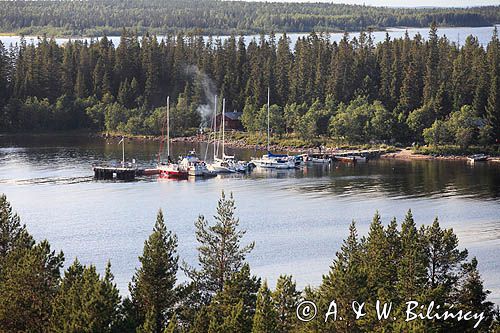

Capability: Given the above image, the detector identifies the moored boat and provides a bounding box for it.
[180,150,215,177]
[467,154,489,163]
[334,155,356,163]
[207,98,248,174]
[250,152,296,169]
[308,153,331,164]
[251,88,296,170]
[157,96,188,179]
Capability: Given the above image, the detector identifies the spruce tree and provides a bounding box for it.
[318,220,367,332]
[454,257,494,332]
[50,259,121,333]
[206,264,260,333]
[0,194,34,263]
[0,240,64,332]
[252,281,277,333]
[272,275,300,333]
[130,209,179,333]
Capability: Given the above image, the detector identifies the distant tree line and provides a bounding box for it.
[0,0,499,36]
[0,25,499,149]
[0,192,498,332]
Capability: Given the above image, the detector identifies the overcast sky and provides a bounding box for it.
[250,0,499,7]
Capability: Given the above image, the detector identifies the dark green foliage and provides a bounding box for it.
[0,194,63,332]
[206,264,260,333]
[185,191,255,298]
[0,193,495,332]
[0,240,64,332]
[0,194,34,262]
[0,26,499,148]
[272,275,300,333]
[252,281,277,333]
[50,260,121,332]
[130,210,180,333]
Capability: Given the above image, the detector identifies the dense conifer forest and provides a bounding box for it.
[1,25,499,151]
[0,192,498,332]
[0,0,499,36]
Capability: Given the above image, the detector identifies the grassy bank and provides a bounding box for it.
[413,144,500,157]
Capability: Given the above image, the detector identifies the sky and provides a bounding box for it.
[248,0,499,7]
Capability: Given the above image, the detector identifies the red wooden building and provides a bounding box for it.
[216,111,243,130]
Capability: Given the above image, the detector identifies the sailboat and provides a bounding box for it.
[250,88,296,169]
[208,98,247,173]
[157,96,188,179]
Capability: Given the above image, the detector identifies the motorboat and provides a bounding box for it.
[179,150,215,177]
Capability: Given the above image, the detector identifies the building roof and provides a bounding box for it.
[219,111,242,121]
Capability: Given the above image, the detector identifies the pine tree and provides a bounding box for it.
[454,257,494,332]
[275,34,292,106]
[50,259,121,332]
[186,191,255,298]
[130,209,179,333]
[393,210,428,332]
[272,275,300,333]
[424,218,468,302]
[0,240,64,332]
[423,22,440,106]
[206,264,260,333]
[0,194,34,262]
[252,281,277,333]
[318,221,367,332]
[362,212,394,331]
[486,26,500,140]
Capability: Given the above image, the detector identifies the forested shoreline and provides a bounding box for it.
[0,25,499,152]
[0,0,499,36]
[0,192,498,332]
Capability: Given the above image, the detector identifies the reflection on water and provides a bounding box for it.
[1,134,500,303]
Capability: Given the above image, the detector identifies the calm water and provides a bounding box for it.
[0,135,499,303]
[1,25,500,49]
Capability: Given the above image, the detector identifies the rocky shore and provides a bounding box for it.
[99,132,499,162]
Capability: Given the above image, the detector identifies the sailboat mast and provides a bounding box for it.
[213,95,217,160]
[267,87,270,151]
[122,136,125,165]
[166,96,170,159]
[222,98,225,158]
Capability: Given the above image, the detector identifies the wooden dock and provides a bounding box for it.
[93,166,138,180]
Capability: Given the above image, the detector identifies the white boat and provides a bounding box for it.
[157,96,188,179]
[467,154,489,163]
[251,153,296,169]
[179,150,215,177]
[250,88,296,170]
[308,153,331,164]
[207,98,247,173]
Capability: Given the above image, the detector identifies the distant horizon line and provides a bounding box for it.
[223,0,500,9]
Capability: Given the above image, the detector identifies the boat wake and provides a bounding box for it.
[0,176,94,185]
